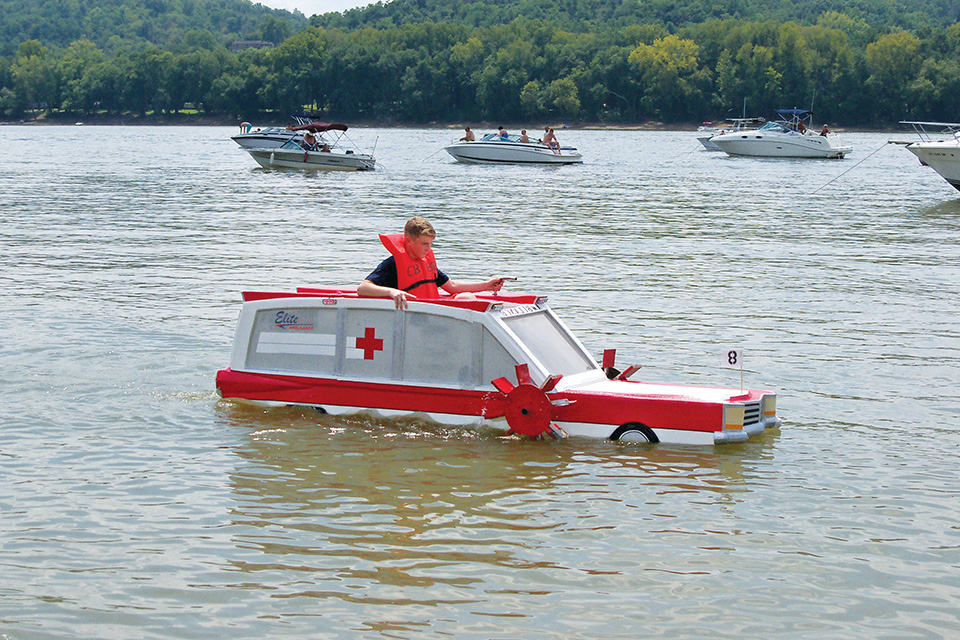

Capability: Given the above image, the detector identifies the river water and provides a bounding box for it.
[2,125,959,639]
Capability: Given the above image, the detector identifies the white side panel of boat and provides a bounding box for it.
[445,141,583,165]
[907,143,960,190]
[713,133,850,158]
[247,149,376,171]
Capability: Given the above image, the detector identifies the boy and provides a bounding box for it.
[358,217,507,309]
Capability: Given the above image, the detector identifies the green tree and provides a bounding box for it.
[865,31,921,118]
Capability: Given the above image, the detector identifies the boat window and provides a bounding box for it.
[482,327,518,386]
[501,310,596,376]
[401,311,478,386]
[245,307,338,374]
[342,309,394,380]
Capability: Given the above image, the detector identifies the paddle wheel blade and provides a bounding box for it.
[540,374,562,393]
[515,363,533,386]
[616,364,642,380]
[545,424,567,439]
[491,377,515,394]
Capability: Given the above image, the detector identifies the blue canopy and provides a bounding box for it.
[777,108,812,117]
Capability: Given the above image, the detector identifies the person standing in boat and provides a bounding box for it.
[358,217,507,309]
[497,126,509,140]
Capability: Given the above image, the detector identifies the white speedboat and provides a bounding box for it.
[696,117,765,150]
[232,115,320,149]
[711,109,851,159]
[445,134,583,164]
[900,121,960,191]
[242,123,375,171]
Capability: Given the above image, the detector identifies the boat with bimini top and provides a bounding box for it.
[711,109,851,159]
[900,120,960,191]
[216,287,780,445]
[241,121,376,171]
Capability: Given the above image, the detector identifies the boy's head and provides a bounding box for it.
[404,216,436,240]
[404,217,436,259]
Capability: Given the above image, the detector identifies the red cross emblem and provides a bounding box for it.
[355,327,384,360]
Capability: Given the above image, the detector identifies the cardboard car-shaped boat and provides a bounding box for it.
[216,288,781,445]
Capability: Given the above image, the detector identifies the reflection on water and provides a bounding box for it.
[217,402,777,614]
[2,126,959,639]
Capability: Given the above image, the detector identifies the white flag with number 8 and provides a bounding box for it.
[722,348,743,368]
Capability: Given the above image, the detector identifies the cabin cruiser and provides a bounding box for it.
[232,115,320,149]
[711,109,851,159]
[445,133,583,165]
[696,118,765,151]
[900,121,960,191]
[241,122,376,171]
[216,287,780,445]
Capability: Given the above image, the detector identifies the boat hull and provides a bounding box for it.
[246,148,376,171]
[907,142,960,191]
[712,132,850,158]
[216,368,779,445]
[445,141,583,164]
[697,135,723,151]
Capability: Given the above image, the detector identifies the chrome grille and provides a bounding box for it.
[743,402,761,426]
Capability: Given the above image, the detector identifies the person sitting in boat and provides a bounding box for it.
[497,126,508,140]
[358,216,508,310]
[460,127,475,141]
[519,129,530,143]
[820,124,831,136]
[542,127,560,154]
[320,143,331,152]
[797,122,807,134]
[302,131,318,150]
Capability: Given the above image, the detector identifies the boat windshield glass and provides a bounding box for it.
[501,310,597,376]
[759,122,790,133]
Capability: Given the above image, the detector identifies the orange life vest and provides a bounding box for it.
[379,233,440,298]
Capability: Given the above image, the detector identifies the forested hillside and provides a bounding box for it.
[1,0,959,127]
[0,0,307,56]
[315,0,960,32]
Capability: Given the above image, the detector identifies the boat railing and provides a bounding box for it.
[900,120,960,142]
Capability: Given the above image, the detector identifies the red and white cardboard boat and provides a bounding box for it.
[216,288,780,445]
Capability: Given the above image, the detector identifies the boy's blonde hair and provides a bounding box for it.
[404,216,436,238]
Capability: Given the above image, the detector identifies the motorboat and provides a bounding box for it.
[241,122,376,171]
[216,287,780,445]
[711,109,851,159]
[696,118,765,151]
[445,133,583,165]
[900,120,960,191]
[231,115,319,149]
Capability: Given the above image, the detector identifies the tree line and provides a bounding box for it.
[2,16,959,126]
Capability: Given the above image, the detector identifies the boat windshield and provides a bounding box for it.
[500,310,597,376]
[759,122,792,133]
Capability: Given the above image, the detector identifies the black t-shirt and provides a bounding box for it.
[365,256,449,290]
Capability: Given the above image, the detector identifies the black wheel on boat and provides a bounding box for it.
[610,422,658,443]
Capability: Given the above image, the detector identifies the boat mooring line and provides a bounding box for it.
[421,146,446,162]
[813,142,890,193]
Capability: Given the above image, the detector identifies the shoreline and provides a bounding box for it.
[0,113,894,133]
